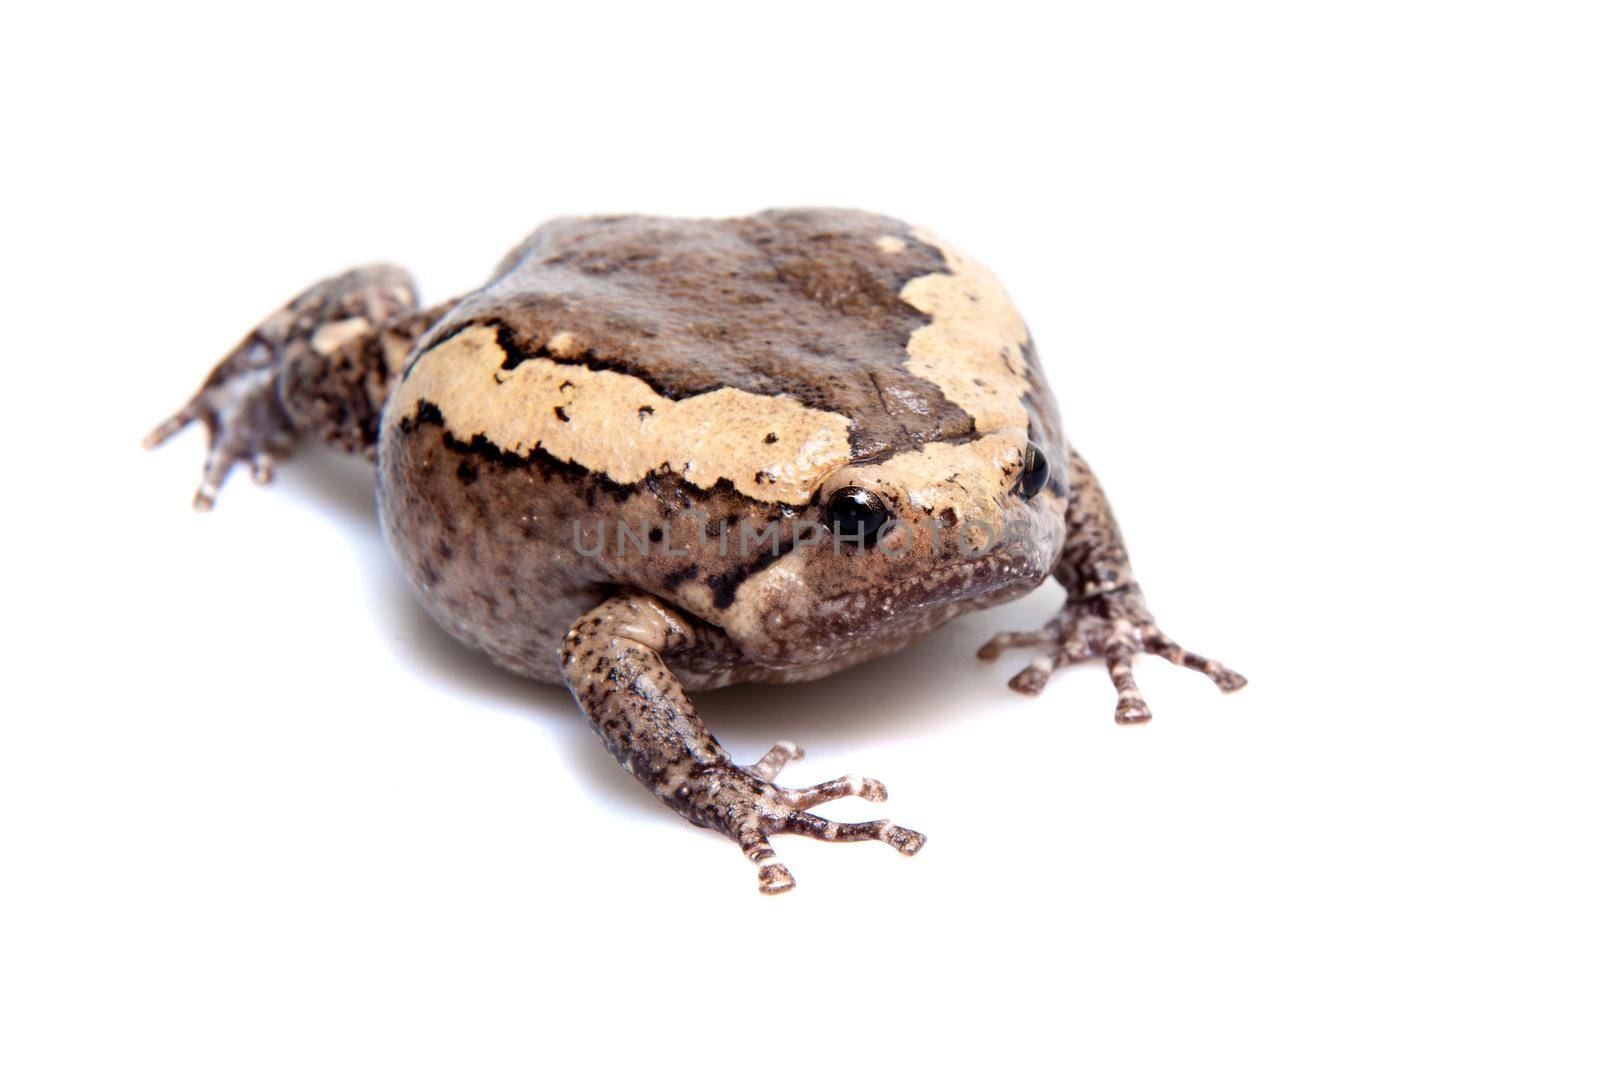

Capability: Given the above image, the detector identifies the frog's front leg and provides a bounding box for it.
[979,450,1247,723]
[145,265,454,509]
[562,592,925,895]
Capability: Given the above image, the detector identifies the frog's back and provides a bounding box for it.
[424,208,987,461]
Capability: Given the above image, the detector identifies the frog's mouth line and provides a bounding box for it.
[829,551,1046,629]
[722,546,1050,670]
[863,540,1048,599]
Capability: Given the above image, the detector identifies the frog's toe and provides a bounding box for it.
[143,403,201,451]
[146,400,230,509]
[737,827,797,896]
[248,452,277,486]
[780,811,927,856]
[784,773,889,808]
[758,863,797,895]
[976,625,1054,660]
[1141,627,1248,692]
[748,741,890,807]
[1105,646,1153,725]
[1000,633,1093,694]
[747,740,804,780]
[1006,658,1055,695]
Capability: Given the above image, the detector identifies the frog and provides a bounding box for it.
[147,208,1246,895]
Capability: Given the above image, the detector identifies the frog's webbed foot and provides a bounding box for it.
[144,338,296,510]
[978,585,1247,724]
[693,752,921,896]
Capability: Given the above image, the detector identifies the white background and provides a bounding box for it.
[4,2,1596,1063]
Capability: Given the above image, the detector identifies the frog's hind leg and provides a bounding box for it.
[562,592,925,895]
[978,449,1247,723]
[145,265,454,509]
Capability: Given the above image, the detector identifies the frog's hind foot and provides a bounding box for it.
[144,342,297,511]
[145,265,421,510]
[711,745,920,896]
[978,584,1246,724]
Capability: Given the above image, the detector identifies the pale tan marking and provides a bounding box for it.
[309,317,370,356]
[832,429,1027,534]
[546,330,578,357]
[701,429,1031,629]
[701,425,1045,634]
[901,229,1031,433]
[391,326,853,504]
[874,235,907,254]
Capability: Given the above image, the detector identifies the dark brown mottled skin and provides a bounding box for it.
[149,208,1245,894]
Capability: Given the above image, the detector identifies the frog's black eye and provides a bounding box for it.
[827,487,891,545]
[1018,443,1050,499]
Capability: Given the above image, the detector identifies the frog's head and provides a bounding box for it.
[712,428,1067,671]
